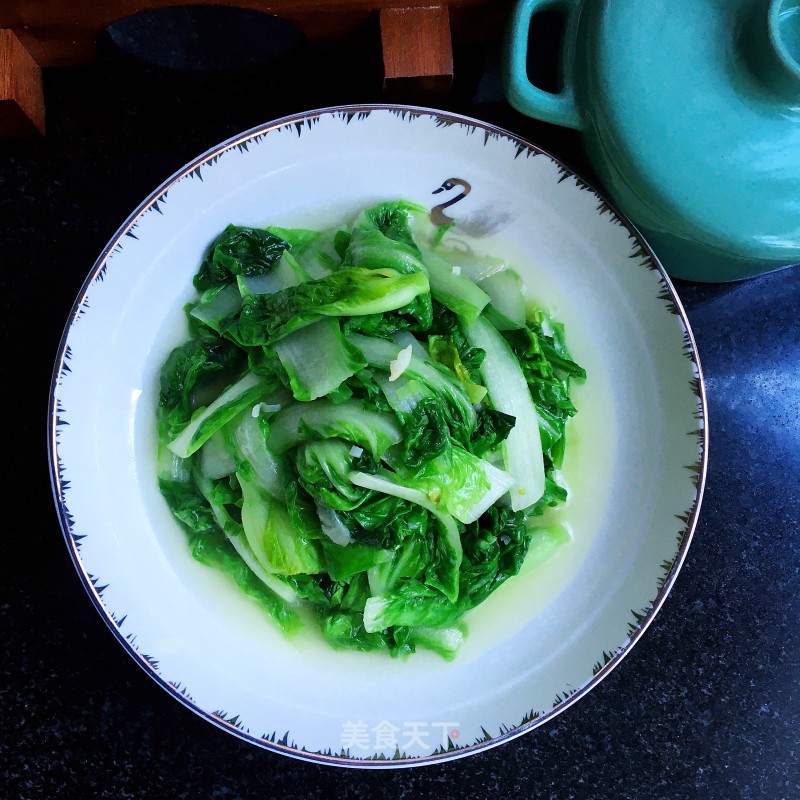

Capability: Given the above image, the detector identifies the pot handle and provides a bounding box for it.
[503,0,583,130]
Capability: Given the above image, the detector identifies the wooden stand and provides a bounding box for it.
[380,6,453,99]
[0,30,45,138]
[0,1,509,138]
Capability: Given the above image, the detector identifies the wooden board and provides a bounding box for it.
[0,1,511,137]
[0,1,510,67]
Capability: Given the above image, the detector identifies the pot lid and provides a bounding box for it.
[575,0,800,263]
[576,0,800,261]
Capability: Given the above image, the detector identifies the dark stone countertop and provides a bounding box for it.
[1,14,798,799]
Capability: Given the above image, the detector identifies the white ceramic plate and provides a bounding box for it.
[48,105,707,768]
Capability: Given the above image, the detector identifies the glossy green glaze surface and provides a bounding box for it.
[504,0,800,281]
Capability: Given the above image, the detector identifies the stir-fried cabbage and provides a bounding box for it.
[156,200,586,659]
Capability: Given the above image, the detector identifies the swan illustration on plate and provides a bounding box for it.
[430,178,515,239]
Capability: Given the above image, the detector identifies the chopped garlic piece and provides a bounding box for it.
[252,402,281,417]
[388,344,413,382]
[451,265,462,275]
[349,445,364,458]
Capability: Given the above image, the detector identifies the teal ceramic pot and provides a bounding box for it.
[503,0,800,282]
